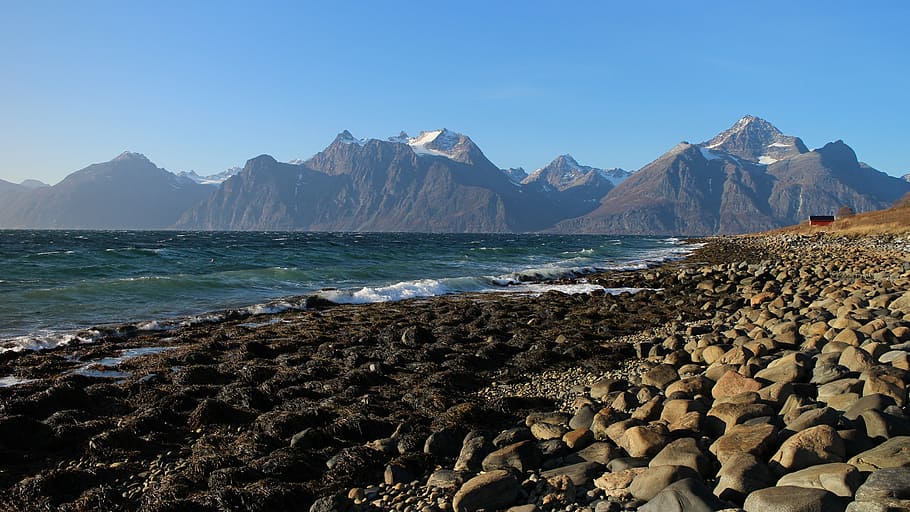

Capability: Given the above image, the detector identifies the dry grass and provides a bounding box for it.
[760,203,910,236]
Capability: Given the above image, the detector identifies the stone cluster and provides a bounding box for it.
[329,234,910,512]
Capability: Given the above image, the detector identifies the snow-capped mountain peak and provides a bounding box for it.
[522,154,629,191]
[408,129,463,156]
[405,128,485,164]
[700,115,808,164]
[333,130,368,146]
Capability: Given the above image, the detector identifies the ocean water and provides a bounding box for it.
[0,231,694,352]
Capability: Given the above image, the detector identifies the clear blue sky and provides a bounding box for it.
[2,1,908,184]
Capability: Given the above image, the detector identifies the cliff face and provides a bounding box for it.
[178,135,567,233]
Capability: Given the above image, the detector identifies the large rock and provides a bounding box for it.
[482,440,542,473]
[589,377,627,400]
[776,462,863,497]
[848,436,910,471]
[629,465,701,501]
[569,405,595,430]
[573,442,619,465]
[754,359,805,384]
[666,376,713,398]
[850,467,910,511]
[452,469,519,512]
[649,437,713,477]
[710,422,777,464]
[861,366,908,406]
[783,407,840,437]
[590,407,625,440]
[888,291,910,312]
[540,461,603,486]
[638,478,727,512]
[454,431,494,473]
[641,364,680,389]
[594,467,647,499]
[706,401,774,436]
[770,424,846,475]
[743,486,845,512]
[619,423,669,458]
[714,452,774,503]
[713,370,763,400]
[530,422,568,441]
[839,346,876,372]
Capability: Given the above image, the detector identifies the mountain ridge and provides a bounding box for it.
[2,117,908,234]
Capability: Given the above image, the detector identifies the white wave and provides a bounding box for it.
[506,284,654,296]
[136,320,168,331]
[0,376,35,388]
[514,283,606,295]
[0,330,101,353]
[319,278,457,304]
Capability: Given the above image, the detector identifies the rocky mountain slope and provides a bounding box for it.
[177,131,571,232]
[0,152,214,229]
[2,117,907,234]
[557,116,910,235]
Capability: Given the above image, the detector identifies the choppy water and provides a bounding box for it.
[0,231,694,352]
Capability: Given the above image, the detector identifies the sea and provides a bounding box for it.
[0,231,696,353]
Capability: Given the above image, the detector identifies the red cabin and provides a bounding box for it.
[809,215,835,226]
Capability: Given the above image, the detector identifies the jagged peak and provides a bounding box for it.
[113,151,150,162]
[703,115,783,149]
[701,115,807,164]
[552,154,580,167]
[388,131,410,144]
[333,130,367,146]
[408,128,464,150]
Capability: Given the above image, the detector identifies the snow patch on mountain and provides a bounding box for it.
[699,115,807,164]
[178,167,241,185]
[407,129,465,159]
[699,148,721,161]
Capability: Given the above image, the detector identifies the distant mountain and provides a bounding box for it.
[3,117,906,234]
[518,155,629,219]
[19,179,49,189]
[903,172,910,182]
[0,179,24,194]
[0,152,213,229]
[701,115,809,164]
[501,167,528,183]
[522,155,628,191]
[0,179,26,208]
[177,130,573,232]
[178,167,242,186]
[557,116,910,235]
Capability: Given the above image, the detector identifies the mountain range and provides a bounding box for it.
[1,117,907,234]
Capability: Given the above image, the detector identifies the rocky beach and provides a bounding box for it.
[1,233,910,512]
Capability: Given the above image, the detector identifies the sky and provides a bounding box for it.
[1,1,909,184]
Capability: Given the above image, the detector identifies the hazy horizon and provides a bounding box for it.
[2,2,908,184]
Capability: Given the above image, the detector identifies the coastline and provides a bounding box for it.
[0,233,908,511]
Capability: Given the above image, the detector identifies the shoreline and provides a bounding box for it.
[1,233,908,511]
[0,235,697,355]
